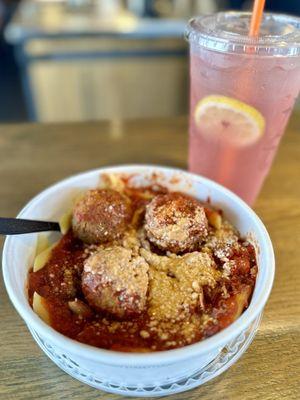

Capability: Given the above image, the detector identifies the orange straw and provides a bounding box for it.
[249,0,266,36]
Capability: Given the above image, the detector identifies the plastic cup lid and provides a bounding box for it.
[185,12,300,56]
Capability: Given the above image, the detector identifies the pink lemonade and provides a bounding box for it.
[186,13,300,205]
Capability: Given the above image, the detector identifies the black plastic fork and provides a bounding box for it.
[0,217,61,235]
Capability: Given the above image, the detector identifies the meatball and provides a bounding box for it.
[145,193,208,253]
[82,246,149,319]
[72,189,131,244]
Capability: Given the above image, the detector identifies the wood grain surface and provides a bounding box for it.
[0,115,299,400]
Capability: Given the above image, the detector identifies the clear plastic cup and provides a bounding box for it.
[186,12,300,205]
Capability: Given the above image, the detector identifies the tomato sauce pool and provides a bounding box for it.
[28,183,257,352]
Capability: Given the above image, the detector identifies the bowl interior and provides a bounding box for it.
[2,165,275,365]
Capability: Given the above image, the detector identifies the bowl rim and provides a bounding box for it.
[2,164,275,366]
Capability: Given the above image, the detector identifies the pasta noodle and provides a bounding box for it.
[36,234,50,255]
[207,211,222,230]
[101,173,125,192]
[33,242,57,272]
[32,292,50,324]
[59,211,72,234]
[59,191,87,235]
[131,207,145,227]
[232,286,252,321]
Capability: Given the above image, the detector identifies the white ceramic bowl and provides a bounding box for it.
[2,165,275,397]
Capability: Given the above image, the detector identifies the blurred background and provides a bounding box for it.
[0,0,299,123]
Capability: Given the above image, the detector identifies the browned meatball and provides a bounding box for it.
[72,189,131,244]
[145,193,208,253]
[82,246,149,319]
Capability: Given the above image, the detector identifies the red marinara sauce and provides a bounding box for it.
[28,184,257,352]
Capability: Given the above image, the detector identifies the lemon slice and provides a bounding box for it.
[194,95,265,146]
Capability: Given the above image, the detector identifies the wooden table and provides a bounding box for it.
[0,115,299,400]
